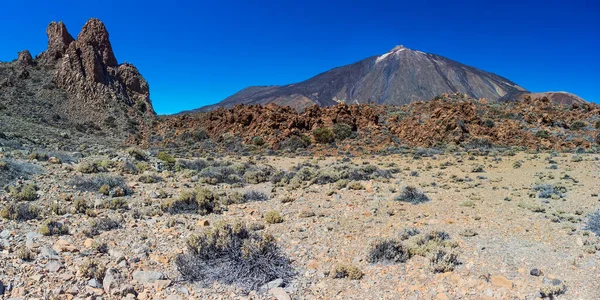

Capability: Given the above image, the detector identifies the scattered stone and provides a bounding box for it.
[132,270,165,284]
[52,239,77,252]
[88,278,102,288]
[530,268,542,277]
[46,261,63,272]
[490,275,513,289]
[0,280,4,295]
[261,278,284,290]
[269,287,291,300]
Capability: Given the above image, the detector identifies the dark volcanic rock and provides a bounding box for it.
[17,50,33,66]
[0,18,155,137]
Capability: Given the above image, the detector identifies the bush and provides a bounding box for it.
[127,148,148,161]
[347,181,364,190]
[175,222,294,290]
[585,209,600,236]
[139,174,160,184]
[332,123,353,140]
[265,211,283,224]
[429,248,460,272]
[252,136,265,146]
[79,259,106,281]
[1,202,40,221]
[535,130,550,139]
[7,184,37,201]
[471,165,485,173]
[77,160,110,173]
[68,175,129,196]
[313,127,334,144]
[281,135,311,150]
[368,230,460,272]
[86,218,120,236]
[40,220,69,236]
[570,120,586,131]
[331,264,362,280]
[28,151,49,161]
[157,151,176,164]
[161,188,222,215]
[16,246,34,261]
[367,240,410,263]
[533,184,565,199]
[394,186,430,204]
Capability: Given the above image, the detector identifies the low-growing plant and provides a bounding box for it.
[265,210,283,224]
[535,130,550,139]
[1,202,40,221]
[584,209,600,236]
[313,127,334,144]
[68,175,129,196]
[367,239,410,263]
[157,151,176,164]
[127,148,148,161]
[161,188,222,215]
[79,259,106,281]
[569,120,586,131]
[394,186,430,204]
[40,220,69,236]
[332,123,354,140]
[16,246,34,261]
[7,184,37,201]
[175,221,294,290]
[86,218,121,236]
[331,264,362,280]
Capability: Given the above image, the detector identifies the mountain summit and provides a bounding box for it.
[194,45,530,112]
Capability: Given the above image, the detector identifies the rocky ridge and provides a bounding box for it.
[0,18,154,138]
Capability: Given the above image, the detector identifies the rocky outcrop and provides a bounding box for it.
[17,50,33,66]
[39,21,74,63]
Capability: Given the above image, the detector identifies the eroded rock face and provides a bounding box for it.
[36,18,155,130]
[17,50,33,66]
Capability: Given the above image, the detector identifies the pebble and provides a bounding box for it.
[88,278,102,288]
[529,268,541,276]
[261,278,284,290]
[0,280,4,295]
[47,261,63,272]
[269,287,291,300]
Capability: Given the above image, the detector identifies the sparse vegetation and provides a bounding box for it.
[1,202,40,221]
[161,188,222,215]
[394,186,430,204]
[40,220,69,236]
[265,210,283,224]
[313,127,334,144]
[7,184,37,201]
[331,264,363,280]
[79,259,106,281]
[584,209,600,236]
[332,123,354,140]
[175,221,294,290]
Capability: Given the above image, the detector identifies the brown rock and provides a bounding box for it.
[17,50,33,66]
[52,239,78,252]
[490,275,513,289]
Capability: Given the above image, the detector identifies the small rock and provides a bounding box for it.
[52,239,78,252]
[0,280,4,295]
[154,279,171,291]
[490,275,513,289]
[132,270,164,284]
[103,268,121,295]
[165,295,182,300]
[88,278,102,288]
[48,157,62,164]
[269,287,291,300]
[261,278,284,290]
[39,246,60,260]
[47,261,63,272]
[530,268,542,276]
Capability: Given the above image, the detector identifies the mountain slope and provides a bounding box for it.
[194,45,529,112]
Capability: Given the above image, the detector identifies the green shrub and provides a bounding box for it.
[570,120,586,131]
[16,246,34,261]
[595,120,600,129]
[157,151,176,164]
[1,202,40,220]
[8,184,37,201]
[347,181,365,190]
[313,127,334,144]
[252,136,265,146]
[79,259,106,281]
[535,130,550,139]
[332,123,353,140]
[331,264,362,280]
[40,220,69,236]
[28,152,49,161]
[161,188,222,215]
[265,210,283,224]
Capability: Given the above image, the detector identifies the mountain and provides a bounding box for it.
[0,19,155,136]
[192,45,530,112]
[499,91,587,105]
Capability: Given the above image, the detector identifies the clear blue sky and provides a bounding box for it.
[0,0,598,114]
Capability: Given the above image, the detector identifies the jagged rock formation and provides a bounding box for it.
[0,18,154,137]
[193,45,532,112]
[147,93,599,151]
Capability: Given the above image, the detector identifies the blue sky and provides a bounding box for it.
[0,0,598,114]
